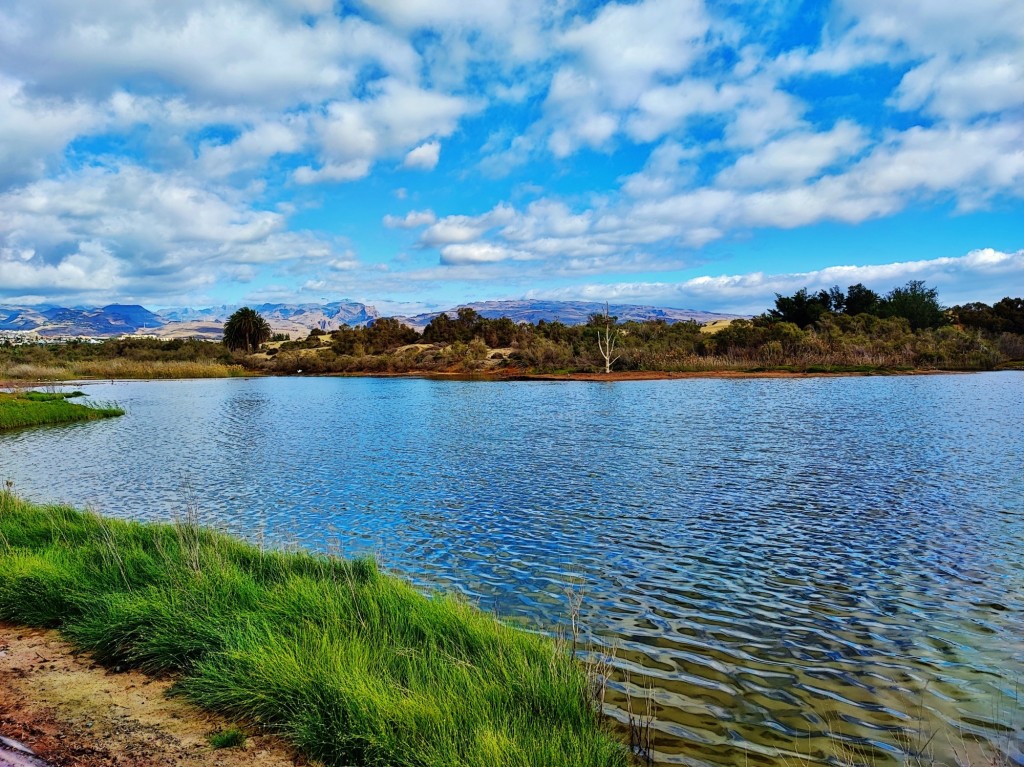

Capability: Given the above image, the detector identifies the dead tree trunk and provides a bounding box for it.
[597,302,619,374]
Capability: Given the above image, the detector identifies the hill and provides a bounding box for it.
[0,299,742,339]
[397,300,742,330]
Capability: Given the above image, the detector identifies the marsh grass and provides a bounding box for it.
[0,391,124,431]
[71,359,247,379]
[0,360,246,380]
[0,494,627,767]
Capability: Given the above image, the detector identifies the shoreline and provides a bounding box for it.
[320,367,975,382]
[3,366,1014,389]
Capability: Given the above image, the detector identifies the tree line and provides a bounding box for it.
[3,285,1020,377]
[249,282,1024,375]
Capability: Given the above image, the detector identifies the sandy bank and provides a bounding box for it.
[0,624,299,767]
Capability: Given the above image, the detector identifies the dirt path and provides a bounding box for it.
[0,624,300,767]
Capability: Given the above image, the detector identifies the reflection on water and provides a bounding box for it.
[2,373,1022,766]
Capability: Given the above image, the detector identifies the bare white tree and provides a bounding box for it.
[596,302,619,374]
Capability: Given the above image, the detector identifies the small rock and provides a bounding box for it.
[0,736,36,755]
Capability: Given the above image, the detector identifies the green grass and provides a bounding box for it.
[0,494,627,767]
[209,726,247,749]
[20,390,86,401]
[0,391,124,431]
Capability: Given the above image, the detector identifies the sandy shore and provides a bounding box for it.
[0,624,299,767]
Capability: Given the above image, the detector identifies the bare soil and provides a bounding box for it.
[0,624,300,767]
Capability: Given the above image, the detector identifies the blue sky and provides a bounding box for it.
[0,0,1021,314]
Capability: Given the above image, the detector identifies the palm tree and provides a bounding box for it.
[223,307,271,353]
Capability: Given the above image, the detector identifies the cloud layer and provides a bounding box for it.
[0,0,1020,310]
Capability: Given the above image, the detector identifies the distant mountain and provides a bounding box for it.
[0,299,742,339]
[395,300,744,331]
[0,306,51,331]
[102,304,166,328]
[155,301,380,338]
[13,304,166,337]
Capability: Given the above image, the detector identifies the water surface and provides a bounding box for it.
[2,374,1022,766]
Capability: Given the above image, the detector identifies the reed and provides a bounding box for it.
[71,359,247,379]
[1,360,246,380]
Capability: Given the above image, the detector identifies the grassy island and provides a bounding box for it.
[0,390,124,431]
[0,494,627,767]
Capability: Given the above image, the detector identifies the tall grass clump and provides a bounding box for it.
[0,493,627,767]
[0,391,124,431]
[71,359,247,379]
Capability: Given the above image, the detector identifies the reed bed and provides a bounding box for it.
[73,360,246,379]
[0,363,73,380]
[0,391,124,431]
[0,494,627,767]
[0,359,246,380]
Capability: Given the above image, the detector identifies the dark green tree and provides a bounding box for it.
[879,280,946,330]
[365,317,419,353]
[992,297,1024,334]
[421,312,456,343]
[223,307,272,353]
[843,283,881,316]
[769,288,829,328]
[953,297,1024,334]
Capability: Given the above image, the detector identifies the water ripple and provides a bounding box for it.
[2,373,1022,766]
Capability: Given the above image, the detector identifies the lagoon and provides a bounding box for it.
[2,373,1022,766]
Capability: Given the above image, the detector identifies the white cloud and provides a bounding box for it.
[0,75,102,188]
[620,140,698,197]
[352,0,557,63]
[0,164,346,303]
[718,121,868,187]
[404,114,1024,287]
[559,0,711,108]
[774,0,1024,124]
[293,160,372,184]
[439,243,535,265]
[0,240,124,295]
[893,55,1024,121]
[419,204,516,247]
[300,80,473,183]
[625,79,737,143]
[383,210,437,229]
[0,2,420,105]
[527,248,1024,313]
[198,120,305,178]
[402,141,441,170]
[538,0,724,156]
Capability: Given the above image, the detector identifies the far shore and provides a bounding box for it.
[3,367,994,390]
[302,366,981,381]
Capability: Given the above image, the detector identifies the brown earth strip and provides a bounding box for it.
[327,368,958,381]
[0,624,300,767]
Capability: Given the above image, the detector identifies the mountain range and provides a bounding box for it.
[0,300,742,339]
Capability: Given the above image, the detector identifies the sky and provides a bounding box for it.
[0,0,1022,315]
